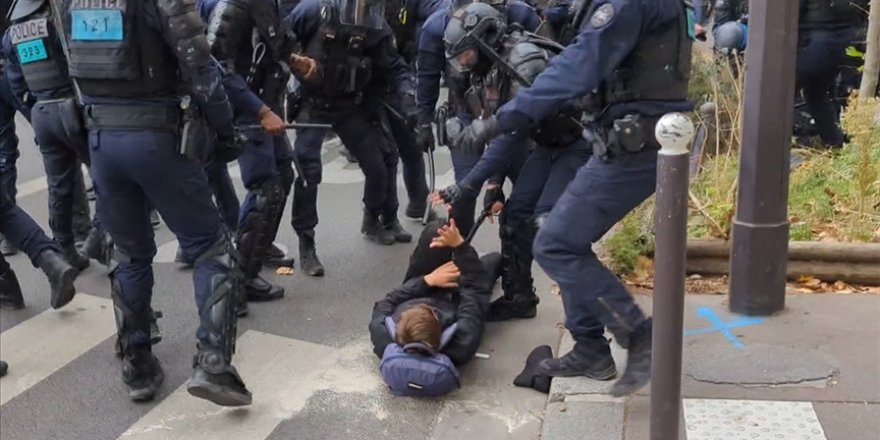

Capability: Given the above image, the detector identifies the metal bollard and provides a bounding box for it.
[650,113,695,440]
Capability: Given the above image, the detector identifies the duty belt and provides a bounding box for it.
[84,104,181,132]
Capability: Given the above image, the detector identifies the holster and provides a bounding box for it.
[586,114,659,160]
[55,97,89,164]
[180,96,210,163]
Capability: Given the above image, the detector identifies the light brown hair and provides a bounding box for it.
[397,304,442,353]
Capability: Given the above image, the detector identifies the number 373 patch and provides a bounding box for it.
[590,3,616,28]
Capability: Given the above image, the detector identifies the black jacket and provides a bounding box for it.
[369,244,490,366]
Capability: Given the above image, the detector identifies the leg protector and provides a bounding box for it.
[111,278,152,355]
[499,222,538,302]
[236,178,283,279]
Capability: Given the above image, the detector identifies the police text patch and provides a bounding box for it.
[9,19,49,45]
[71,9,124,41]
[590,3,615,28]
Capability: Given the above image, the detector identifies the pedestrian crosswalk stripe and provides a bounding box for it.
[0,293,116,406]
[117,330,383,440]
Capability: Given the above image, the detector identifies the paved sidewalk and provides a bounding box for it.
[541,293,880,440]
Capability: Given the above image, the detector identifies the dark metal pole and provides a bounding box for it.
[728,0,799,316]
[650,113,695,440]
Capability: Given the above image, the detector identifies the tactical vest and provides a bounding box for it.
[800,0,862,30]
[300,0,372,102]
[8,0,71,94]
[598,0,692,114]
[66,0,177,98]
[464,31,582,148]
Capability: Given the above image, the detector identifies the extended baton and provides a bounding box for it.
[235,123,332,131]
[465,209,491,244]
[422,148,437,225]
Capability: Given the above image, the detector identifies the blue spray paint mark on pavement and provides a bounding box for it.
[683,306,765,349]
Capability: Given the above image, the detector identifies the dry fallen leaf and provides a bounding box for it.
[275,266,295,276]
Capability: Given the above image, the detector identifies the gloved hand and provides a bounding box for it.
[416,123,435,152]
[213,132,244,164]
[455,116,501,157]
[437,183,464,205]
[401,91,419,128]
[483,184,505,212]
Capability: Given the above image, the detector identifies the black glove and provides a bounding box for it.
[286,91,302,123]
[483,185,505,212]
[455,116,501,157]
[416,123,435,152]
[212,132,244,165]
[401,91,418,128]
[438,183,464,205]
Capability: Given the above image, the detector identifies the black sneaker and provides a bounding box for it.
[243,276,284,302]
[539,339,617,381]
[237,297,249,317]
[121,347,164,402]
[487,295,539,322]
[610,319,652,397]
[175,247,193,266]
[187,349,252,407]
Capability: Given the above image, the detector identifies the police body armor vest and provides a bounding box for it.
[66,0,177,98]
[597,0,692,116]
[300,0,372,102]
[800,0,861,30]
[8,0,70,94]
[464,31,582,148]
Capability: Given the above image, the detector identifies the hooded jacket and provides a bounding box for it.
[369,220,491,366]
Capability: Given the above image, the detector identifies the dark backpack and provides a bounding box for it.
[379,317,461,397]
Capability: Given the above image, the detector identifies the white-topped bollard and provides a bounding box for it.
[650,112,695,440]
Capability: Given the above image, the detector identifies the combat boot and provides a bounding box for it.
[188,346,252,407]
[62,243,90,273]
[174,246,192,266]
[298,230,324,277]
[539,337,617,380]
[610,319,653,397]
[0,234,18,256]
[488,225,540,321]
[121,345,164,402]
[362,211,395,245]
[35,249,77,309]
[243,275,284,302]
[382,216,412,243]
[0,267,25,310]
[82,228,112,266]
[263,243,296,268]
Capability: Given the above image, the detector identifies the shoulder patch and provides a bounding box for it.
[590,3,615,28]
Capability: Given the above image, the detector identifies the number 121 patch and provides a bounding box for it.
[71,9,124,41]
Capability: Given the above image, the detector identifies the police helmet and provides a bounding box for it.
[337,0,386,29]
[449,0,509,15]
[444,2,507,72]
[713,21,746,55]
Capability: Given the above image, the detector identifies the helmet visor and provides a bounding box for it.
[339,0,386,29]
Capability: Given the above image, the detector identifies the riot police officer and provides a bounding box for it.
[58,0,251,404]
[283,0,414,253]
[1,160,77,311]
[712,0,748,55]
[416,0,540,235]
[456,0,694,396]
[796,0,863,148]
[384,0,445,222]
[203,0,296,289]
[438,2,590,321]
[3,0,93,273]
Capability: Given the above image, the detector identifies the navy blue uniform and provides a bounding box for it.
[2,15,95,258]
[493,0,692,376]
[0,46,30,205]
[416,1,538,234]
[0,171,57,266]
[284,0,413,243]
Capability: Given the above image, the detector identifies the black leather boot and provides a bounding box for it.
[243,275,284,302]
[488,225,540,321]
[0,360,8,377]
[62,243,90,273]
[610,319,653,397]
[36,249,77,309]
[262,243,296,268]
[539,337,617,380]
[362,211,395,245]
[82,228,112,267]
[382,216,413,243]
[0,266,25,310]
[188,346,252,407]
[121,344,164,402]
[298,230,324,277]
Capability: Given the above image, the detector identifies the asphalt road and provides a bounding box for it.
[0,114,563,440]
